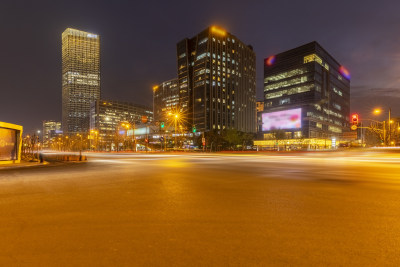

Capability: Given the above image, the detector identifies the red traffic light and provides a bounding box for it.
[351,114,359,125]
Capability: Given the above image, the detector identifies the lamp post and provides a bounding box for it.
[374,108,392,146]
[167,112,180,149]
[90,130,98,151]
[121,122,136,152]
[174,114,178,149]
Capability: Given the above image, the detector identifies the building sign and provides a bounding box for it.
[0,128,17,161]
[261,108,302,131]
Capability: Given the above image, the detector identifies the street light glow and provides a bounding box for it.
[373,109,382,115]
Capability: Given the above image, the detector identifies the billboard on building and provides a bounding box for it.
[261,108,302,131]
[0,128,17,161]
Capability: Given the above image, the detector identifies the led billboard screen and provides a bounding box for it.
[261,108,302,131]
[0,128,17,161]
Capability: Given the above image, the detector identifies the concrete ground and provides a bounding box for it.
[1,151,400,266]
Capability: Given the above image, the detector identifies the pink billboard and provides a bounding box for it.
[261,108,302,131]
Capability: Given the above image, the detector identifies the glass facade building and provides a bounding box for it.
[177,26,257,133]
[153,78,179,122]
[62,28,101,135]
[42,120,62,148]
[90,100,153,149]
[260,41,350,139]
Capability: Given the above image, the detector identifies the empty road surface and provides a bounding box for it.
[1,151,400,266]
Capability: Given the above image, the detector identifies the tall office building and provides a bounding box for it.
[153,78,179,122]
[256,101,264,113]
[62,28,101,135]
[177,26,256,133]
[42,120,62,148]
[260,41,350,140]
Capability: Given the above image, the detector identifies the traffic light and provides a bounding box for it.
[160,121,165,128]
[192,125,196,133]
[351,114,359,125]
[351,114,359,130]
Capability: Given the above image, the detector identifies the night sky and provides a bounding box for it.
[1,0,400,133]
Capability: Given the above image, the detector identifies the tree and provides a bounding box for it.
[240,132,255,150]
[223,128,241,150]
[205,130,224,151]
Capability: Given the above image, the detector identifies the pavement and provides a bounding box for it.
[0,160,47,169]
[1,151,400,266]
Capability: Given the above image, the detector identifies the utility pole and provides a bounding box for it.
[383,121,386,145]
[388,108,392,146]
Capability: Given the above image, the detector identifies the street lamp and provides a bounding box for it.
[119,121,136,152]
[90,130,99,151]
[172,113,179,148]
[373,107,392,146]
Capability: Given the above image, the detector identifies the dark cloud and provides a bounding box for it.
[352,87,400,98]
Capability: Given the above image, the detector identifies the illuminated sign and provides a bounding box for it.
[0,128,17,161]
[339,66,350,80]
[261,108,302,131]
[265,55,276,66]
[211,26,226,36]
[87,34,98,38]
[134,127,150,135]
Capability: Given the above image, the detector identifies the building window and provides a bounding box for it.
[279,98,290,105]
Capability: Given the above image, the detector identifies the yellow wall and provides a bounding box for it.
[254,138,341,147]
[0,122,23,164]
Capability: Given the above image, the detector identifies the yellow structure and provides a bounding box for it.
[0,121,23,164]
[254,138,344,149]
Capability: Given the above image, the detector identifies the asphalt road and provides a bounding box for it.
[1,151,400,266]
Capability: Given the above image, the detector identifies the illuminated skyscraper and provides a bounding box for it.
[62,28,100,134]
[177,26,256,133]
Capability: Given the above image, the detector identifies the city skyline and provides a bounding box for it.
[1,0,400,133]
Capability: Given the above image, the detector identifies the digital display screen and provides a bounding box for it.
[261,108,302,131]
[0,128,17,161]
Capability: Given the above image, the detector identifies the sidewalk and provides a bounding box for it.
[0,160,49,170]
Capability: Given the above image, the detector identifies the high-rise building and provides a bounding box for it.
[62,28,101,135]
[176,26,256,133]
[90,100,153,149]
[256,101,264,133]
[256,101,264,113]
[259,41,350,141]
[42,120,62,148]
[153,78,179,122]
